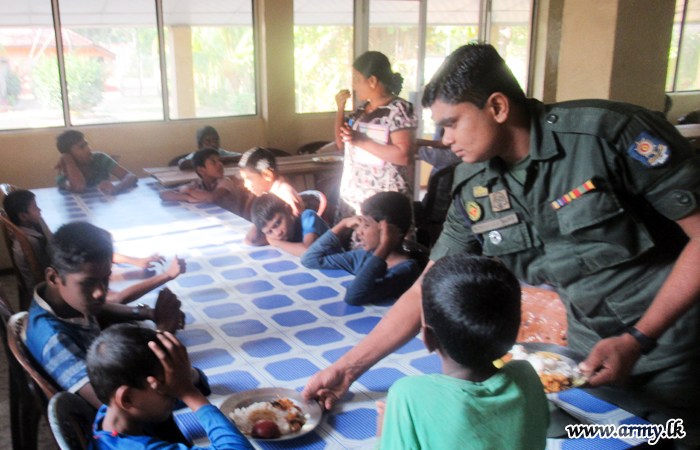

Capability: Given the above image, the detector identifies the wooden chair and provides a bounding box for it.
[0,212,44,310]
[299,190,327,217]
[7,312,61,406]
[1,291,41,450]
[48,392,96,450]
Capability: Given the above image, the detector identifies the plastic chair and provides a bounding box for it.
[296,141,331,155]
[1,288,41,450]
[0,212,44,310]
[48,392,96,450]
[7,312,61,404]
[299,190,327,217]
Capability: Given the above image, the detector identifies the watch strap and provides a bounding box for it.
[625,327,657,355]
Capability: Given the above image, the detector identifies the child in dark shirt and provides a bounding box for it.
[301,191,421,305]
[248,194,329,257]
[87,324,253,450]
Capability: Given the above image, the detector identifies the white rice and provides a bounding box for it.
[228,401,293,435]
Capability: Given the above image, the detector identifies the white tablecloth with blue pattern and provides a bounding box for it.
[33,181,649,450]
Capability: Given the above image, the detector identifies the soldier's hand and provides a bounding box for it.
[579,333,641,386]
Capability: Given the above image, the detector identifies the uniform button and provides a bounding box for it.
[546,114,558,124]
[489,231,502,245]
[675,193,691,205]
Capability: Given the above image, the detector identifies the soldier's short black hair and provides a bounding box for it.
[422,254,521,367]
[3,189,36,226]
[196,125,219,148]
[49,222,113,281]
[238,147,277,174]
[422,43,526,109]
[56,130,85,154]
[360,191,412,235]
[192,148,219,178]
[87,323,166,405]
[251,194,292,231]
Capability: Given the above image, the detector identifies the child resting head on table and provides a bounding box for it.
[301,191,421,306]
[3,189,185,303]
[23,221,195,410]
[238,147,305,245]
[160,148,248,215]
[87,324,253,450]
[375,253,550,450]
[248,193,330,257]
[54,130,138,195]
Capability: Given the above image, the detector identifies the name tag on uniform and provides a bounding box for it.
[471,213,520,234]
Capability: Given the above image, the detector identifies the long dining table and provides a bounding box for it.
[32,180,652,450]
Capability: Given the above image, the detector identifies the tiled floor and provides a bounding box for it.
[0,273,58,450]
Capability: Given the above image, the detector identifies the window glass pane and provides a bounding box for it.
[491,0,533,91]
[666,0,685,91]
[294,0,353,114]
[164,0,255,119]
[423,0,480,137]
[0,1,65,130]
[58,0,163,125]
[676,0,700,91]
[369,0,420,102]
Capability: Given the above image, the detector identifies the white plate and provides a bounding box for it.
[219,388,322,441]
[312,156,343,163]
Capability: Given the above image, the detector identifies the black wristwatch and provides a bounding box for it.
[625,327,657,355]
[132,303,146,320]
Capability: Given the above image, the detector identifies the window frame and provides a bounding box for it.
[667,0,700,93]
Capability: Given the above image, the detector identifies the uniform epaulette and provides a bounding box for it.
[544,100,647,142]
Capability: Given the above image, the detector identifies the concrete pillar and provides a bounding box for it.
[168,25,196,119]
[555,0,674,111]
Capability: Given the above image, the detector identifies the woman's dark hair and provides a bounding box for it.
[49,222,113,281]
[353,51,404,96]
[196,125,219,148]
[56,130,85,154]
[3,189,36,226]
[360,191,412,235]
[422,43,526,109]
[87,323,166,405]
[422,254,521,367]
[251,194,292,230]
[238,147,277,174]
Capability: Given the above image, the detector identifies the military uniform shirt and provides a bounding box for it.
[431,99,700,374]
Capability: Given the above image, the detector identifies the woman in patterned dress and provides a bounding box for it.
[334,51,418,224]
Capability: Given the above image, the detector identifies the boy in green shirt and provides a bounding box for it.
[376,254,549,449]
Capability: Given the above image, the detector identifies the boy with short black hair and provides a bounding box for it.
[178,125,242,170]
[301,191,421,305]
[55,130,138,195]
[247,194,329,256]
[238,147,305,244]
[160,148,248,214]
[24,221,187,409]
[375,254,549,449]
[87,324,253,450]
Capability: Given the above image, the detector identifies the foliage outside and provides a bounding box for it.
[33,55,107,113]
[6,70,21,106]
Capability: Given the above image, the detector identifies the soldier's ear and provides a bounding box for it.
[486,92,510,124]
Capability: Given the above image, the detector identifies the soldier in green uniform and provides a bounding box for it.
[303,44,699,447]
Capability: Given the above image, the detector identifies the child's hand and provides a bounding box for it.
[136,253,166,269]
[165,256,186,280]
[376,401,386,437]
[147,331,197,399]
[340,216,363,230]
[54,156,67,173]
[154,288,185,333]
[379,221,402,248]
[336,89,351,110]
[97,180,116,195]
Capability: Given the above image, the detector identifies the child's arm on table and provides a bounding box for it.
[300,217,360,270]
[266,230,320,258]
[243,225,268,246]
[160,183,198,202]
[148,332,254,450]
[98,164,138,195]
[56,153,87,192]
[107,256,186,304]
[113,252,166,269]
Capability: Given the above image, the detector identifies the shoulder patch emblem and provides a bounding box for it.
[466,201,483,222]
[627,131,670,167]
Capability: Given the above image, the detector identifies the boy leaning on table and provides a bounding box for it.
[23,221,208,416]
[87,324,254,450]
[54,130,138,195]
[375,253,549,450]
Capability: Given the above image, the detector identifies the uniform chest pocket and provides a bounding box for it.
[555,190,655,273]
[481,221,534,256]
